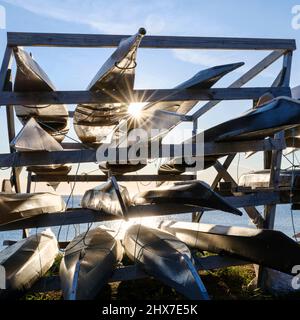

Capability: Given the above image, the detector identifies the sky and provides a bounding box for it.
[0,0,299,194]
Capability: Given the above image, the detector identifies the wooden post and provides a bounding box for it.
[257,51,292,290]
[1,47,27,237]
[0,47,22,194]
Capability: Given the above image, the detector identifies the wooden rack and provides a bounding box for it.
[0,31,296,293]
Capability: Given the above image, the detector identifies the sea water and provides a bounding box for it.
[0,195,299,249]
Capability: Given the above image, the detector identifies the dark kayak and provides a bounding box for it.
[133,181,242,215]
[124,224,209,300]
[160,221,300,274]
[159,96,300,174]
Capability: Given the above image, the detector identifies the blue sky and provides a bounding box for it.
[0,0,299,193]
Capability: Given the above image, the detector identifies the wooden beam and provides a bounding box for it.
[211,155,236,190]
[7,32,296,50]
[282,51,293,87]
[31,174,196,182]
[213,158,265,228]
[0,192,280,231]
[258,131,285,290]
[192,50,285,120]
[0,47,13,91]
[30,255,250,293]
[3,65,22,194]
[214,160,238,187]
[0,138,285,168]
[0,87,291,106]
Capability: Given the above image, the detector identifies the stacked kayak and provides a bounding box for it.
[11,118,71,182]
[238,169,300,189]
[0,229,58,292]
[133,181,242,215]
[0,192,66,225]
[73,28,146,145]
[13,47,69,142]
[124,224,209,300]
[13,49,72,178]
[159,221,300,274]
[100,62,244,174]
[60,227,123,300]
[160,96,300,174]
[81,179,131,217]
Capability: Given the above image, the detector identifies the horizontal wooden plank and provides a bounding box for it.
[7,32,296,50]
[30,255,250,292]
[0,206,200,231]
[31,174,196,182]
[0,138,285,168]
[0,87,291,106]
[0,192,281,231]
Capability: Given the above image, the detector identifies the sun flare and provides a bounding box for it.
[128,102,147,118]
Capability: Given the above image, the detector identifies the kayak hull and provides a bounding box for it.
[0,229,58,292]
[133,181,242,215]
[0,192,66,225]
[74,29,145,145]
[13,47,69,142]
[60,228,123,300]
[160,221,300,274]
[124,224,209,300]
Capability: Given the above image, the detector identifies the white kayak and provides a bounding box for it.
[81,179,131,217]
[0,192,66,225]
[13,47,69,142]
[0,229,58,292]
[11,118,72,178]
[59,227,123,300]
[73,28,146,145]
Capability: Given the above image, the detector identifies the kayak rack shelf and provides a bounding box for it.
[30,255,249,293]
[0,31,296,292]
[0,138,286,168]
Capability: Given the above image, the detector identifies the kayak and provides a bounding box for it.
[11,118,63,152]
[81,179,131,217]
[158,155,220,175]
[59,227,123,300]
[0,229,58,292]
[124,224,209,300]
[203,97,300,143]
[133,181,242,215]
[159,221,300,274]
[0,192,66,225]
[101,62,244,175]
[159,96,300,173]
[13,47,69,142]
[11,117,71,179]
[73,28,146,145]
[238,169,300,189]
